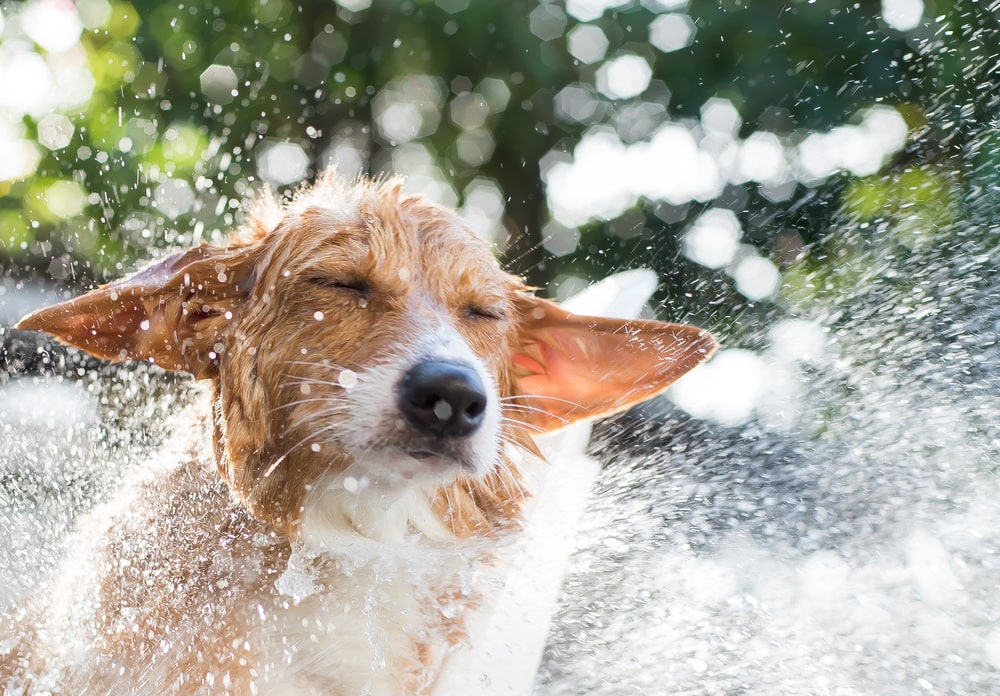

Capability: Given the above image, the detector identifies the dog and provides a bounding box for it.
[2,171,717,694]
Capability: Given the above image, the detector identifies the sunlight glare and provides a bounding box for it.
[258,142,310,185]
[567,25,609,65]
[22,0,83,53]
[565,0,631,22]
[731,254,780,300]
[882,0,924,31]
[682,208,742,269]
[649,13,696,53]
[669,349,768,427]
[596,54,653,100]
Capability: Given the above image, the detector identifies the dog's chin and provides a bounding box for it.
[350,445,493,488]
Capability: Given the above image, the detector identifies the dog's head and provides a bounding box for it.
[15,173,716,539]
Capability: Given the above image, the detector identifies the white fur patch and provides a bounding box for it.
[263,492,498,696]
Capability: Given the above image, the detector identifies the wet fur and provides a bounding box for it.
[2,172,716,694]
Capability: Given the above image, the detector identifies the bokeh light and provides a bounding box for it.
[596,54,653,100]
[567,25,609,65]
[649,13,696,53]
[258,141,310,186]
[682,208,742,270]
[882,0,924,31]
[199,64,239,105]
[36,114,74,151]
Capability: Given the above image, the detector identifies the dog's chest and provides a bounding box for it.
[253,536,488,695]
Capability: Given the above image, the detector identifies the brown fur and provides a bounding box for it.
[3,171,716,694]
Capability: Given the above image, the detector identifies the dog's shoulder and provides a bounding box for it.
[27,442,290,690]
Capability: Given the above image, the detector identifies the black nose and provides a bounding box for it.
[399,361,488,438]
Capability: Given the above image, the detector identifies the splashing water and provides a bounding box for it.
[4,4,1000,694]
[4,230,1000,693]
[5,189,1000,694]
[535,187,1000,695]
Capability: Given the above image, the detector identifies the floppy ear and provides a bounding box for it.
[14,244,260,379]
[512,294,718,432]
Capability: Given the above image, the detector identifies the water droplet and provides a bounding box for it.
[338,369,358,389]
[433,401,453,421]
[314,310,325,321]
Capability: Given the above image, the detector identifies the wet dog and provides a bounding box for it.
[2,171,716,694]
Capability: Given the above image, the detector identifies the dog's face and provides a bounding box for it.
[15,174,716,538]
[233,192,519,491]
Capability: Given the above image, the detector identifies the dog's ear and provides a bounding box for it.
[14,244,261,379]
[512,294,718,432]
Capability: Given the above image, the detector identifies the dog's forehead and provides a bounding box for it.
[399,202,497,264]
[287,198,508,288]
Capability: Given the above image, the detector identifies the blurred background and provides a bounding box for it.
[5,0,1000,693]
[0,0,950,330]
[0,0,986,428]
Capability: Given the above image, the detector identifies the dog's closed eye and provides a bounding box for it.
[463,304,506,321]
[308,275,372,297]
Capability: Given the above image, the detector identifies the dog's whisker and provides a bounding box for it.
[270,396,339,413]
[441,484,458,537]
[276,421,344,462]
[463,479,478,516]
[499,417,548,434]
[500,402,571,418]
[278,375,345,390]
[489,464,518,500]
[498,393,586,409]
[499,405,572,427]
[282,359,355,371]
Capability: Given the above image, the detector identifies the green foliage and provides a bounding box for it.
[0,0,974,327]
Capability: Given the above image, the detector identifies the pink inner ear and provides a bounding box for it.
[75,303,150,360]
[515,328,606,400]
[14,293,150,362]
[512,298,717,433]
[14,244,259,376]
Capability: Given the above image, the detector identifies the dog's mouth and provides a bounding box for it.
[404,447,474,471]
[343,440,491,486]
[408,448,442,461]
